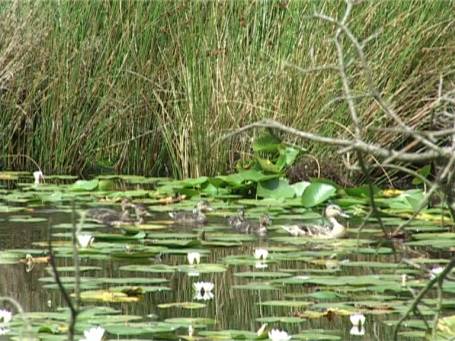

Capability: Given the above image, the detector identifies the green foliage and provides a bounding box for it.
[301,183,337,208]
[1,1,453,180]
[252,131,301,174]
[412,164,432,185]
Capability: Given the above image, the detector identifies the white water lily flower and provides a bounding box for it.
[33,170,44,185]
[193,281,214,301]
[268,328,291,341]
[350,326,365,336]
[187,252,201,265]
[350,313,365,328]
[0,309,12,324]
[77,233,94,248]
[80,326,105,341]
[431,266,444,279]
[254,248,268,260]
[0,327,9,335]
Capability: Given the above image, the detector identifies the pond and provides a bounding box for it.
[0,174,454,340]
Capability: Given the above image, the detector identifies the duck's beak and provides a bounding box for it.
[340,212,350,218]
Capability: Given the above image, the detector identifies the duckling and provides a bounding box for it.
[282,204,349,239]
[112,203,152,227]
[227,207,246,229]
[169,200,213,225]
[232,214,271,236]
[86,199,133,225]
[132,204,152,225]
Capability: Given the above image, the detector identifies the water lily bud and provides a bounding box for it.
[33,170,44,185]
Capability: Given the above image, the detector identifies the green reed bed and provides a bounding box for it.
[0,1,453,177]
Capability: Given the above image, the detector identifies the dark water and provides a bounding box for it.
[0,200,448,341]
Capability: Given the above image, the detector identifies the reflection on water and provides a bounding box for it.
[0,202,446,341]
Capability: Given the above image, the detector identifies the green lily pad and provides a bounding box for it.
[158,302,206,309]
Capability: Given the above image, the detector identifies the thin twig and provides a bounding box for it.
[393,257,455,340]
[72,202,80,311]
[48,222,77,341]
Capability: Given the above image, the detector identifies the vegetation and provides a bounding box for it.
[1,1,454,178]
[0,172,455,340]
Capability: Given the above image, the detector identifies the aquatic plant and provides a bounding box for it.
[193,282,214,301]
[76,233,94,248]
[254,248,268,261]
[0,309,12,324]
[268,328,291,341]
[80,326,105,341]
[350,313,366,336]
[187,251,201,265]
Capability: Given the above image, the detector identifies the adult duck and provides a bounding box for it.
[282,204,349,239]
[169,200,213,225]
[86,199,133,225]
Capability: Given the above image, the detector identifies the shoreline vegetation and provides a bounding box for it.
[0,1,454,180]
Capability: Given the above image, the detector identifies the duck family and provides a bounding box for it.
[86,199,151,226]
[228,208,271,236]
[86,197,349,239]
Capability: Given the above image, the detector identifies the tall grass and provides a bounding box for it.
[0,1,454,178]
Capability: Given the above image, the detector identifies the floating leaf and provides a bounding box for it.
[259,300,312,308]
[158,302,206,309]
[69,179,99,191]
[79,289,142,303]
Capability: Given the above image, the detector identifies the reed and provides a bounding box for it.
[0,1,453,178]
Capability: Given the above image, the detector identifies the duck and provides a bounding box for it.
[131,204,152,224]
[282,204,349,239]
[169,200,213,225]
[227,207,246,229]
[232,214,272,236]
[112,203,152,226]
[86,199,137,226]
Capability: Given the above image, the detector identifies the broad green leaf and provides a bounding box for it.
[412,164,431,185]
[253,131,281,153]
[257,178,295,199]
[69,179,99,191]
[256,157,282,173]
[276,146,300,169]
[301,183,337,207]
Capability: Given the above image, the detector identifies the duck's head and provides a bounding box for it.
[196,200,213,212]
[121,198,133,211]
[133,204,152,218]
[238,207,246,219]
[325,204,349,219]
[259,215,272,227]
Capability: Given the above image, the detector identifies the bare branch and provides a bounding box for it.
[218,119,450,162]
